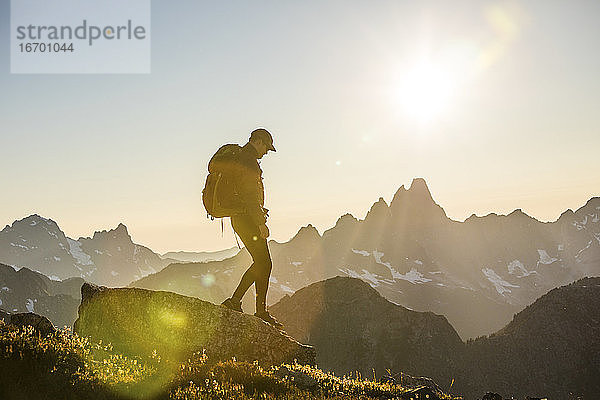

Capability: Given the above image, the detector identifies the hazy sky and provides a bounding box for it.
[1,0,599,253]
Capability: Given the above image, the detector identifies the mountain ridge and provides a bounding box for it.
[0,215,175,287]
[271,275,600,400]
[128,178,600,339]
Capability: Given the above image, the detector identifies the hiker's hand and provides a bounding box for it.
[259,224,270,239]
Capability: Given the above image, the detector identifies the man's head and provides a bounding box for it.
[249,128,276,159]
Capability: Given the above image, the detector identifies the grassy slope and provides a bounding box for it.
[0,321,457,400]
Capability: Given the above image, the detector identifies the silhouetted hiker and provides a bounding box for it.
[202,128,283,329]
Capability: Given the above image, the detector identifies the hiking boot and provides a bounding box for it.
[254,310,284,329]
[221,298,243,313]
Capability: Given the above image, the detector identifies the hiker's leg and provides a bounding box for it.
[231,262,257,300]
[253,237,273,313]
[230,216,261,301]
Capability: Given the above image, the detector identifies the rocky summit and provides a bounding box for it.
[270,276,463,389]
[73,283,315,366]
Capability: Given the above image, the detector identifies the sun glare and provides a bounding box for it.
[398,61,456,125]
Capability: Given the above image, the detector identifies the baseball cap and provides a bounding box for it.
[250,128,276,152]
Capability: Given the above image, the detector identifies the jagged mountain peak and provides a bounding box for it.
[409,177,432,195]
[287,224,322,246]
[91,223,132,242]
[465,213,478,222]
[370,197,388,210]
[389,178,448,221]
[577,196,600,213]
[335,213,358,226]
[555,208,576,224]
[115,222,129,234]
[301,223,320,234]
[364,197,390,222]
[3,214,60,233]
[390,185,408,204]
[322,213,358,238]
[507,208,534,219]
[390,178,434,206]
[23,214,54,223]
[465,212,500,222]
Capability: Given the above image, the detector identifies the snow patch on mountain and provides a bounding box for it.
[575,240,594,261]
[372,250,431,284]
[269,276,278,283]
[338,267,392,288]
[280,284,294,294]
[372,250,392,268]
[507,260,537,278]
[398,269,433,284]
[291,261,303,266]
[26,298,34,312]
[482,268,519,295]
[42,225,59,239]
[67,238,93,266]
[351,249,370,257]
[537,249,558,265]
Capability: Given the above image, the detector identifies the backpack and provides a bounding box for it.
[202,144,245,218]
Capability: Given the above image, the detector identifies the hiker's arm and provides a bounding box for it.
[236,170,266,226]
[258,224,269,239]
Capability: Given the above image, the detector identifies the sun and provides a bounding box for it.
[398,61,456,125]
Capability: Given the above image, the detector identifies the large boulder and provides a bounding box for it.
[9,312,56,336]
[73,283,315,366]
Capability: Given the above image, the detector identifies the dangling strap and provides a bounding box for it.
[221,218,224,237]
[234,231,241,249]
[230,217,242,250]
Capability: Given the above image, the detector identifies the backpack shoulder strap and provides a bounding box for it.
[208,144,242,172]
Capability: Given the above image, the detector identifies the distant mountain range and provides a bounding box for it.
[270,276,600,400]
[0,260,596,399]
[130,178,600,339]
[0,215,175,287]
[0,263,81,328]
[2,178,598,338]
[161,247,240,263]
